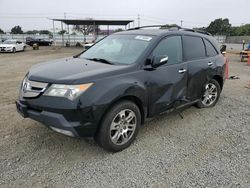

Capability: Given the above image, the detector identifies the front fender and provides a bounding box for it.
[78,76,147,119]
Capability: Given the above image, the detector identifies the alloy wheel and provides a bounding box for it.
[201,83,218,106]
[110,109,137,145]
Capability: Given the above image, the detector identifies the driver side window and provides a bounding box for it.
[152,36,182,65]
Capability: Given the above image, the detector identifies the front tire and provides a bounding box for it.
[196,79,221,108]
[95,101,141,152]
[12,47,16,53]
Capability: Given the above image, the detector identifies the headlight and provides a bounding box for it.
[44,83,93,100]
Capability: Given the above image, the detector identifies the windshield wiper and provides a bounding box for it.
[86,58,114,65]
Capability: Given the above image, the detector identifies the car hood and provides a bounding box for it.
[28,57,129,84]
[0,44,15,47]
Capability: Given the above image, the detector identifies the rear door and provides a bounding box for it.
[203,38,220,77]
[147,35,188,115]
[183,35,210,100]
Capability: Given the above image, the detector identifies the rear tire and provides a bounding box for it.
[95,101,141,152]
[196,79,221,108]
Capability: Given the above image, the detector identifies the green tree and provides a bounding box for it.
[39,30,51,35]
[114,28,124,33]
[0,28,4,34]
[26,30,39,34]
[72,18,100,36]
[206,18,231,35]
[11,25,23,34]
[160,24,180,29]
[236,24,250,36]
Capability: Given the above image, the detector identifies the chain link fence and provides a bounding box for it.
[0,34,106,46]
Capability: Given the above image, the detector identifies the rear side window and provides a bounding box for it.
[183,36,206,60]
[152,36,182,65]
[204,39,218,57]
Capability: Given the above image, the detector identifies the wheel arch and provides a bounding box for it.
[95,95,146,137]
[212,75,224,90]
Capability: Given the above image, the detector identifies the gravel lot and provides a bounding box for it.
[0,47,249,188]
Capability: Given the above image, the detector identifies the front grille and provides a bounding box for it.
[21,78,48,98]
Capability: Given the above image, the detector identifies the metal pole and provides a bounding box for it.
[53,20,56,46]
[61,21,64,46]
[67,24,70,46]
[97,25,99,38]
[107,25,109,35]
[84,25,86,43]
[93,21,96,42]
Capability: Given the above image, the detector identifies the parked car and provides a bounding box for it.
[26,37,53,46]
[83,38,104,50]
[0,39,26,53]
[16,26,225,152]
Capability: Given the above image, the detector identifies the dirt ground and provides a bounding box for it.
[0,47,249,188]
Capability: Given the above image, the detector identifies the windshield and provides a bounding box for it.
[3,40,16,44]
[80,35,153,65]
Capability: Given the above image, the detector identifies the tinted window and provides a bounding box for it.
[152,36,182,65]
[204,39,218,57]
[183,36,206,60]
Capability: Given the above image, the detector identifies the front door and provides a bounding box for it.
[147,35,188,116]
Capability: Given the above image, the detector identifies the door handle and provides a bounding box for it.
[178,69,187,73]
[208,62,214,66]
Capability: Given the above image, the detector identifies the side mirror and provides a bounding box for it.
[152,55,168,68]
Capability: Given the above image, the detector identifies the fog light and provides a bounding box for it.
[50,127,74,137]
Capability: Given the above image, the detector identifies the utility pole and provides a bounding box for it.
[63,12,67,31]
[180,20,183,27]
[61,12,66,47]
[52,20,56,46]
[138,14,140,27]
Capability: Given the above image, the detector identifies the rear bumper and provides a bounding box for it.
[16,99,101,138]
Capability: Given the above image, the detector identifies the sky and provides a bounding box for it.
[0,0,249,32]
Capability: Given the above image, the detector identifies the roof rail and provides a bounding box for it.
[180,28,212,36]
[128,25,166,30]
[127,25,212,36]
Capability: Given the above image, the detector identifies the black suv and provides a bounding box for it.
[26,37,53,46]
[16,26,225,152]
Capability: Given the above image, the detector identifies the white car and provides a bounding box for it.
[0,40,26,53]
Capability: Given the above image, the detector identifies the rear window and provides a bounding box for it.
[183,36,206,60]
[204,39,218,57]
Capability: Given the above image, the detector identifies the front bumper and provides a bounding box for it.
[16,99,102,138]
[0,48,12,52]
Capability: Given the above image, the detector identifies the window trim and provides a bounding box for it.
[182,35,207,62]
[203,38,219,57]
